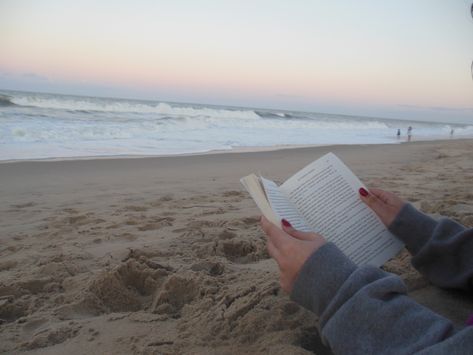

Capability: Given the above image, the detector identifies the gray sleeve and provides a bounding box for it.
[389,204,473,290]
[291,243,473,354]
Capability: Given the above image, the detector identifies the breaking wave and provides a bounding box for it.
[7,94,261,120]
[0,94,15,107]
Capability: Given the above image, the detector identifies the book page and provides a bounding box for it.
[240,174,280,226]
[260,177,312,232]
[279,153,403,267]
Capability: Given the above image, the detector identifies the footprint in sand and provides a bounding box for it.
[186,219,227,229]
[215,239,265,263]
[149,194,174,207]
[0,260,18,271]
[0,297,27,324]
[222,190,245,198]
[190,261,225,276]
[10,201,36,209]
[21,323,81,350]
[151,274,200,315]
[123,205,149,212]
[227,216,260,228]
[138,217,175,231]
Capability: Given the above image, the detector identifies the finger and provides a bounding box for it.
[281,223,318,241]
[369,188,406,210]
[359,187,403,227]
[260,216,287,249]
[359,187,387,215]
[368,188,398,205]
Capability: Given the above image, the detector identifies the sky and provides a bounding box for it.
[1,0,472,123]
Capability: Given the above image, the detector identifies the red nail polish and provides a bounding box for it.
[359,187,369,197]
[281,219,292,227]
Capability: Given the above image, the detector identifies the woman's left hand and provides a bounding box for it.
[260,217,326,293]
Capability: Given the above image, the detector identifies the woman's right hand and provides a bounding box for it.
[359,187,406,227]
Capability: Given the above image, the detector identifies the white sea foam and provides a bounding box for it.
[9,95,261,120]
[1,90,472,161]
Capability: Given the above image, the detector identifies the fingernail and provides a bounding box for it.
[281,219,292,227]
[359,187,369,197]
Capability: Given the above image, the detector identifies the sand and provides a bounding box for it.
[0,139,472,354]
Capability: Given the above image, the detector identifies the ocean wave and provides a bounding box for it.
[155,103,261,119]
[7,95,262,120]
[0,94,15,107]
[256,110,289,119]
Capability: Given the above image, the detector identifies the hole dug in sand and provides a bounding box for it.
[69,258,169,316]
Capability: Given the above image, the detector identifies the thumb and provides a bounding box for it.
[281,219,318,241]
[359,187,386,215]
[359,187,390,225]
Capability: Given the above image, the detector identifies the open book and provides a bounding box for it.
[240,152,403,267]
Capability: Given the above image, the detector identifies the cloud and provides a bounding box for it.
[21,72,50,81]
[0,71,50,86]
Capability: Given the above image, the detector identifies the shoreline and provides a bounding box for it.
[1,136,471,165]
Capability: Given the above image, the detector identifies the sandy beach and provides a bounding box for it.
[1,139,472,354]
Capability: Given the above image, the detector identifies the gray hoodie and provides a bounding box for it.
[291,204,473,354]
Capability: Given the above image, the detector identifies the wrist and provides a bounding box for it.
[290,243,356,315]
[388,203,438,255]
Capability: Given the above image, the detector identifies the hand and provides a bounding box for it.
[260,217,326,294]
[359,187,406,227]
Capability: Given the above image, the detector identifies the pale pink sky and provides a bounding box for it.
[1,0,472,122]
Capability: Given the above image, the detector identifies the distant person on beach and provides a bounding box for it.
[407,126,413,142]
[260,188,473,354]
[451,128,455,137]
[396,128,401,139]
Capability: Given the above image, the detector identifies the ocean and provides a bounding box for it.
[1,90,472,161]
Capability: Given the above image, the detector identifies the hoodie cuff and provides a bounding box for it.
[388,203,438,255]
[290,243,356,316]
